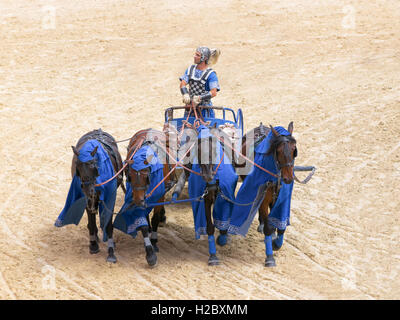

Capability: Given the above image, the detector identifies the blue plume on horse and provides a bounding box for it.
[188,127,238,239]
[55,140,118,242]
[228,127,294,237]
[113,145,165,238]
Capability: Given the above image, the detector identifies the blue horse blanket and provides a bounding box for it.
[228,126,294,237]
[55,140,118,242]
[113,145,165,238]
[188,126,238,239]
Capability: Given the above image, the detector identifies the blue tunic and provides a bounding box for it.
[180,65,220,118]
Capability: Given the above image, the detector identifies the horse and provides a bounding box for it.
[55,129,124,263]
[229,122,297,267]
[113,128,178,267]
[182,122,238,266]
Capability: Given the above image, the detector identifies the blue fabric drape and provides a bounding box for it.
[113,145,165,238]
[188,126,238,239]
[228,127,294,237]
[55,140,118,242]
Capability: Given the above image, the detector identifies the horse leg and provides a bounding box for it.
[146,215,152,234]
[205,192,219,266]
[272,228,285,251]
[263,221,277,267]
[172,169,188,201]
[120,183,126,194]
[215,184,228,247]
[158,206,166,227]
[87,210,99,254]
[139,225,157,267]
[257,208,264,233]
[105,217,117,263]
[259,195,276,267]
[150,203,166,253]
[216,229,228,246]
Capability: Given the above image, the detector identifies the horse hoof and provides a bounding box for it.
[208,254,220,266]
[146,254,157,267]
[107,248,117,263]
[89,242,100,254]
[265,255,276,268]
[107,255,117,263]
[151,240,159,253]
[216,234,227,246]
[257,223,264,233]
[145,246,157,267]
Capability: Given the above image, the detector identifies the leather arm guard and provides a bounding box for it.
[200,92,212,102]
[180,87,189,95]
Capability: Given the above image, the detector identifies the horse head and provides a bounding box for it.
[126,154,153,207]
[72,145,100,211]
[267,122,297,184]
[196,123,220,183]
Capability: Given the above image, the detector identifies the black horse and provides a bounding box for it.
[70,129,125,263]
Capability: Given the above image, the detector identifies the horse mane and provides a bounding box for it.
[75,129,116,151]
[72,129,123,179]
[127,128,167,156]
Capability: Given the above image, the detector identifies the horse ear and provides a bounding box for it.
[288,121,294,135]
[71,146,80,156]
[269,125,280,137]
[90,146,98,157]
[212,122,217,128]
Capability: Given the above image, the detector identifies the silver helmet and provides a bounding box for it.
[196,46,211,64]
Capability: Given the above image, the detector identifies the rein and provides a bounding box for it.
[145,102,226,200]
[293,166,316,184]
[94,138,144,187]
[144,140,198,199]
[215,136,280,178]
[143,104,199,198]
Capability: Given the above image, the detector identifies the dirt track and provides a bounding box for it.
[0,0,399,299]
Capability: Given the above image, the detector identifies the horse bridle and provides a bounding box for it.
[128,168,150,191]
[75,158,100,212]
[125,139,153,192]
[273,136,297,171]
[76,159,99,185]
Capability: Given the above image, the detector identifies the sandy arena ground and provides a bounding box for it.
[0,0,399,300]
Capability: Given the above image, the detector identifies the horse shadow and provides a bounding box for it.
[45,201,253,268]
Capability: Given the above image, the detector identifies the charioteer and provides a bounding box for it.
[179,46,221,118]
